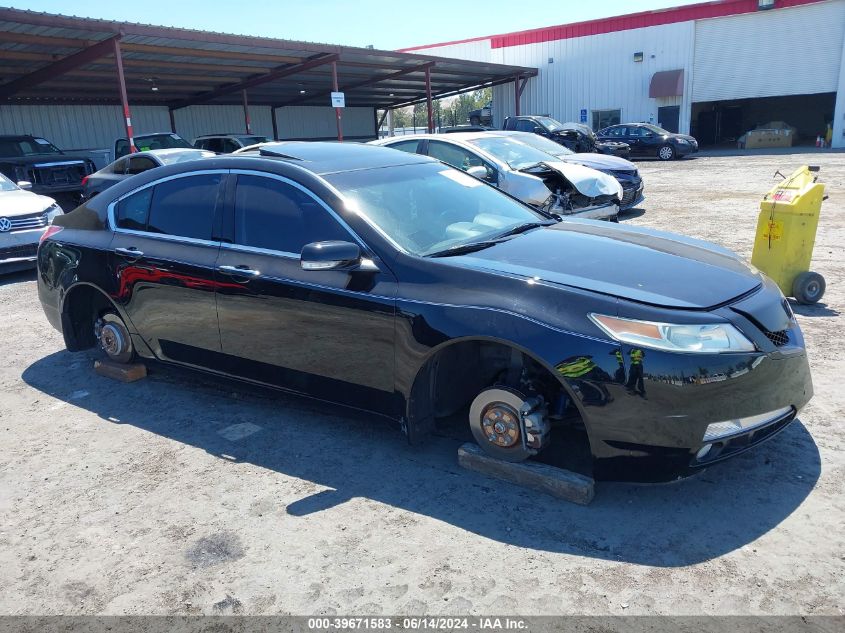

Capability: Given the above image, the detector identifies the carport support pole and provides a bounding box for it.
[168,109,177,134]
[425,66,434,133]
[514,75,521,116]
[112,38,135,153]
[242,89,252,135]
[271,107,279,140]
[332,61,343,142]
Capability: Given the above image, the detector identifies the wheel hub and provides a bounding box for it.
[481,403,520,448]
[99,323,125,357]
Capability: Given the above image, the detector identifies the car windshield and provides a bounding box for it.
[0,173,19,191]
[157,149,216,165]
[469,136,559,170]
[134,134,192,151]
[641,124,672,135]
[0,137,62,156]
[325,163,547,257]
[533,116,566,132]
[505,133,574,156]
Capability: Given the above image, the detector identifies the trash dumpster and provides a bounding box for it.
[751,166,826,304]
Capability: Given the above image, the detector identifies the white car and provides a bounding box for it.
[0,173,63,273]
[371,132,623,221]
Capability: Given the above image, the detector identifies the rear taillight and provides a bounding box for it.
[81,175,89,186]
[40,225,63,243]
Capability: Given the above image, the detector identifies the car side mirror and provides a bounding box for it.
[467,165,496,183]
[301,241,373,272]
[16,180,32,190]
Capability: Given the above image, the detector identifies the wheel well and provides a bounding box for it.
[61,285,117,351]
[407,339,583,442]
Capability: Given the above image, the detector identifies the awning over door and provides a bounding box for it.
[649,69,684,98]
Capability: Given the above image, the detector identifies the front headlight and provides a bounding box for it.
[44,202,63,223]
[676,138,689,144]
[589,314,756,353]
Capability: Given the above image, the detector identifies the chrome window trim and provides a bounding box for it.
[107,169,228,247]
[220,242,298,259]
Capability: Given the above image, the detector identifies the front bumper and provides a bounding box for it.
[619,182,645,210]
[675,142,698,156]
[0,228,42,271]
[566,202,619,221]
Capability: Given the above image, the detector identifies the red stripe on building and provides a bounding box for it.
[398,0,826,52]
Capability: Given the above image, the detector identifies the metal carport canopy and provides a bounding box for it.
[0,7,537,110]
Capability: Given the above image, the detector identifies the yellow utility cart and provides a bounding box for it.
[751,166,826,304]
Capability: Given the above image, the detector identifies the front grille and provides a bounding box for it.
[1,211,48,232]
[620,187,638,206]
[30,162,88,187]
[765,330,790,346]
[0,243,38,260]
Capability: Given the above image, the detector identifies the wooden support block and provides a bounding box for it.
[94,359,147,383]
[458,442,595,505]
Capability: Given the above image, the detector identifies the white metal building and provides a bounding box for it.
[401,0,845,148]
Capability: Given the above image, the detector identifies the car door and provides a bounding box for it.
[214,171,399,414]
[625,126,651,156]
[108,171,227,366]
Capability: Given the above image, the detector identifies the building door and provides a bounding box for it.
[657,106,680,133]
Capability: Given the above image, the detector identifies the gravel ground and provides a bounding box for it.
[0,150,843,616]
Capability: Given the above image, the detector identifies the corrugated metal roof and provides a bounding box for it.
[0,7,537,109]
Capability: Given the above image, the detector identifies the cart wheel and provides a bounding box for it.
[792,271,826,304]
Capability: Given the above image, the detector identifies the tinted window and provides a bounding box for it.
[146,174,222,240]
[514,120,536,133]
[126,156,158,175]
[385,140,420,154]
[221,139,240,153]
[628,126,649,137]
[110,158,128,175]
[233,175,349,254]
[427,141,485,172]
[116,188,153,231]
[604,126,626,137]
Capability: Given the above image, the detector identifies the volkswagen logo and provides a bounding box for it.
[0,217,12,233]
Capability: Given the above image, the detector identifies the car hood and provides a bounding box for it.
[0,189,56,216]
[558,153,636,172]
[537,160,622,199]
[451,220,762,309]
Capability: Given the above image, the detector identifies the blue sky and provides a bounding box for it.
[13,0,703,50]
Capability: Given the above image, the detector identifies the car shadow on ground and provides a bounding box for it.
[618,208,645,221]
[0,268,36,286]
[22,349,821,567]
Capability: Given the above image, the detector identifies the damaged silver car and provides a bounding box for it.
[371,132,622,221]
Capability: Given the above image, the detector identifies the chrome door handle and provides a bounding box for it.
[218,264,261,277]
[115,247,144,258]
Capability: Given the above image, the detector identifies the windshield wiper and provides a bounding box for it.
[425,240,502,258]
[492,221,555,239]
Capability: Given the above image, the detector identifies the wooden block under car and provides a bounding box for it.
[94,359,147,383]
[458,442,595,505]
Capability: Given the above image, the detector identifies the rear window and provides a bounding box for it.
[147,174,221,241]
[115,173,222,240]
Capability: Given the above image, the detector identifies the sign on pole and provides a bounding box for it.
[580,108,587,123]
[331,92,346,108]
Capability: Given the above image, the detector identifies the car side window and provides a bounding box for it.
[427,141,486,172]
[386,140,421,154]
[110,158,129,175]
[145,174,222,241]
[233,175,350,254]
[126,156,158,175]
[221,139,240,153]
[115,187,153,231]
[515,120,536,133]
[628,127,647,138]
[606,127,626,137]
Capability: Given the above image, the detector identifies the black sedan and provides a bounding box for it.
[503,116,631,158]
[37,143,812,482]
[598,124,699,160]
[82,148,215,199]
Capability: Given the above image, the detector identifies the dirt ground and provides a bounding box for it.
[0,150,843,616]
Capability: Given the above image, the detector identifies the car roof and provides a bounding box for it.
[242,141,433,175]
[377,131,516,143]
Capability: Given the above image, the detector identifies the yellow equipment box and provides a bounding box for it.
[751,166,826,303]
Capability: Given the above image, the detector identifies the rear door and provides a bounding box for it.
[214,171,399,414]
[108,171,227,366]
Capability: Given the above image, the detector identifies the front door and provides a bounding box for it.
[108,171,226,365]
[657,106,680,134]
[214,172,399,415]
